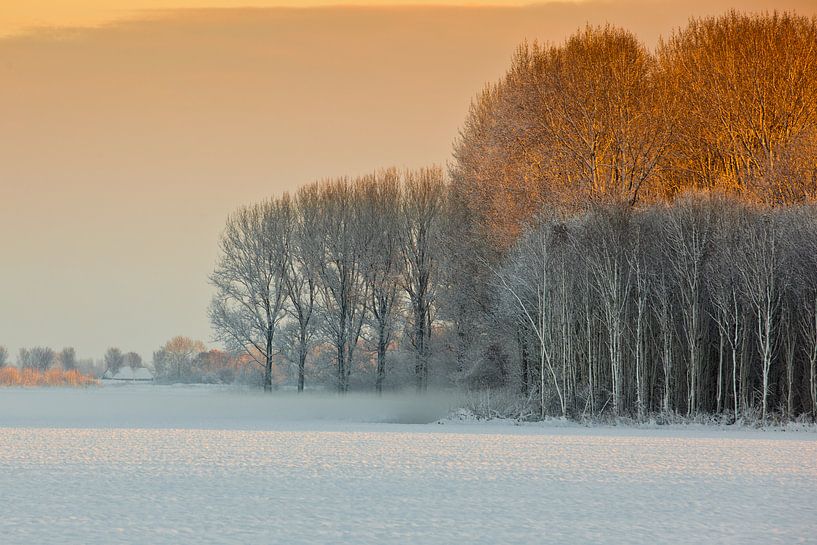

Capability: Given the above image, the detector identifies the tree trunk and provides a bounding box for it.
[811,351,817,419]
[519,326,530,397]
[731,344,739,421]
[336,341,346,393]
[376,326,387,395]
[687,304,698,417]
[539,337,546,419]
[740,328,749,415]
[297,336,306,393]
[635,296,645,419]
[415,302,428,393]
[807,298,817,418]
[662,330,672,414]
[731,293,740,421]
[785,335,795,420]
[759,305,773,422]
[586,304,595,416]
[264,358,273,392]
[344,342,354,394]
[264,325,273,392]
[717,330,724,414]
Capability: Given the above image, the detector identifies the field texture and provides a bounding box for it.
[1,387,815,544]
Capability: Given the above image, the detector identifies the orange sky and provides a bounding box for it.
[1,1,813,361]
[1,1,550,37]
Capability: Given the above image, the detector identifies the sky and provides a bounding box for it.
[1,1,814,363]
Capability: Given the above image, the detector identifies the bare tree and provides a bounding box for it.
[707,204,747,419]
[495,216,567,417]
[210,197,292,391]
[153,337,205,382]
[452,25,671,248]
[300,178,371,392]
[651,264,676,414]
[286,187,320,392]
[534,25,669,206]
[583,205,632,416]
[664,194,718,415]
[360,170,404,393]
[400,167,447,392]
[778,206,814,419]
[58,347,77,370]
[795,206,817,417]
[104,347,125,374]
[23,346,56,371]
[738,211,784,421]
[629,213,655,418]
[659,11,817,199]
[0,346,8,368]
[123,352,143,369]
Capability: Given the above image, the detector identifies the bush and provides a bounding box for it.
[0,367,98,387]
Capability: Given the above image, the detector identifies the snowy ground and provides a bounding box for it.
[1,386,816,544]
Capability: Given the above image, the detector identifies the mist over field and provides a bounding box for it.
[0,386,453,429]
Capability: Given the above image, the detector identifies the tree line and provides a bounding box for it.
[496,197,817,420]
[450,10,817,421]
[0,340,244,385]
[0,346,84,372]
[210,167,447,393]
[453,11,817,247]
[0,346,139,376]
[0,346,97,386]
[211,11,817,420]
[152,336,249,384]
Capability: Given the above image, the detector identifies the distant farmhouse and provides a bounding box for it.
[102,366,154,382]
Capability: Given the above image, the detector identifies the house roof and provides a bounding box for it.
[104,366,154,381]
[132,367,154,380]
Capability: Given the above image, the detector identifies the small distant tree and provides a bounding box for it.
[193,349,236,383]
[59,347,77,370]
[0,346,8,367]
[152,349,169,380]
[104,347,125,374]
[19,346,56,371]
[18,348,30,368]
[123,352,143,369]
[154,337,206,382]
[76,358,99,376]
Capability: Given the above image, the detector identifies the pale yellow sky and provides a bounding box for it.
[1,1,813,361]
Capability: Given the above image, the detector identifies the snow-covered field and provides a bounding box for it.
[1,386,816,544]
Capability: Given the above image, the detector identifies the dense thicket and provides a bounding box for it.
[445,11,817,421]
[212,11,817,420]
[499,197,817,420]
